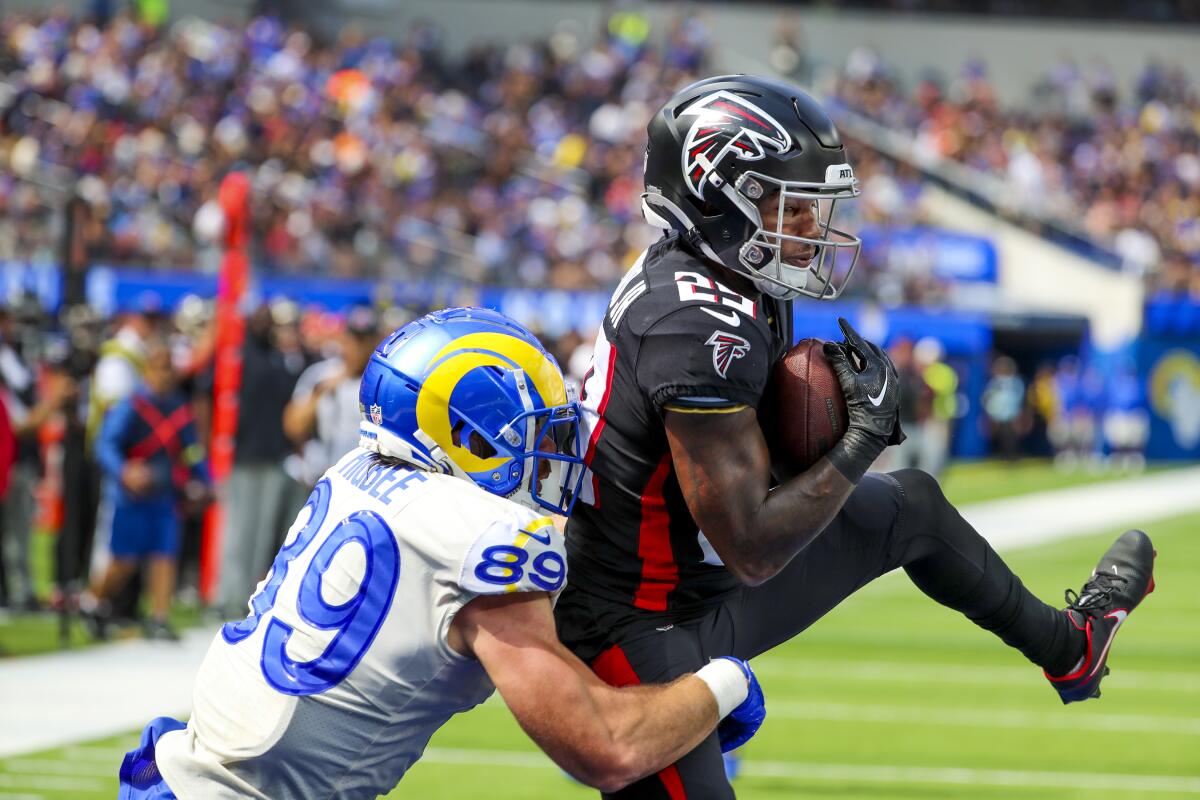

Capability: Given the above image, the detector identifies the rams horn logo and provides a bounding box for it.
[680,90,793,200]
[706,330,751,379]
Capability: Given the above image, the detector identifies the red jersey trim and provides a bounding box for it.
[591,645,688,799]
[582,342,618,506]
[632,455,678,612]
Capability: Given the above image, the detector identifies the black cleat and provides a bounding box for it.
[1045,530,1156,704]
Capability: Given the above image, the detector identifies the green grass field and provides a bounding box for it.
[1,461,1197,798]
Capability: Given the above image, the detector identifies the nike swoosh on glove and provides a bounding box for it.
[715,657,766,753]
[822,317,905,482]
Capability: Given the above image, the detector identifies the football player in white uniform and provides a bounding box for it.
[118,307,766,799]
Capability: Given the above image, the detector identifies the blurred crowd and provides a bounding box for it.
[827,49,1200,295]
[725,0,1200,22]
[0,8,942,302]
[0,8,703,289]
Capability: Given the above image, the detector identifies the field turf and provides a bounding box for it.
[2,498,1197,799]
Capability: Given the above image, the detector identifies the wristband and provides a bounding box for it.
[695,658,749,719]
[825,427,887,484]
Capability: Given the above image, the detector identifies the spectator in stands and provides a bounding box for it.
[0,9,936,305]
[211,306,302,618]
[982,355,1027,460]
[83,342,209,641]
[829,49,1200,289]
[284,306,381,487]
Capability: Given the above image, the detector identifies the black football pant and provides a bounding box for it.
[556,469,1083,799]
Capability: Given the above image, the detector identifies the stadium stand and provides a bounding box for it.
[0,10,942,301]
[825,47,1200,293]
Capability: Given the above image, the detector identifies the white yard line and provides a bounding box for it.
[768,700,1200,735]
[755,657,1200,692]
[957,465,1200,551]
[2,467,1200,760]
[419,747,1200,794]
[0,762,114,777]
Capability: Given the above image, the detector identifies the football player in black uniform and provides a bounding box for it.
[555,75,1157,799]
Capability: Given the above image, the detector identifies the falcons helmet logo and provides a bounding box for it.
[680,90,793,200]
[706,330,752,379]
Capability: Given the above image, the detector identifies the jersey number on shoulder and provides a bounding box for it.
[674,271,757,319]
[472,523,565,592]
[221,479,401,696]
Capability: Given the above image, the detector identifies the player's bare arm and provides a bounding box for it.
[666,405,853,585]
[455,591,741,792]
[667,318,903,586]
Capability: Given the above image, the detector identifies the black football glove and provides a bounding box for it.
[822,317,905,483]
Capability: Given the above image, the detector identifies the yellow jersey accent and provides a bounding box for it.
[662,403,749,414]
[525,516,556,532]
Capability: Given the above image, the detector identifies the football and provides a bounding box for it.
[759,338,849,478]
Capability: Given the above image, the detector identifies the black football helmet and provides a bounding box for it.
[642,75,861,301]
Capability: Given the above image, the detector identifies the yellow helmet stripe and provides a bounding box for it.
[416,332,567,475]
[428,333,567,406]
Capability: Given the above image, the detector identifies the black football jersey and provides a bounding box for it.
[566,233,789,614]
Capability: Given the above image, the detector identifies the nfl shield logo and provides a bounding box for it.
[370,404,383,425]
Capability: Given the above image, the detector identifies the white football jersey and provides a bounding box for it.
[155,448,567,799]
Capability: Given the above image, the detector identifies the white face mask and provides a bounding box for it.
[726,170,863,301]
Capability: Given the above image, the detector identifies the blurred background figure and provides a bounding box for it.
[0,306,34,613]
[1053,356,1100,471]
[884,336,929,471]
[211,305,302,619]
[1027,362,1061,458]
[913,337,958,479]
[82,343,209,641]
[53,308,102,607]
[1102,359,1149,472]
[885,336,957,478]
[87,309,155,581]
[169,296,216,601]
[982,355,1027,461]
[284,305,381,488]
[0,305,74,613]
